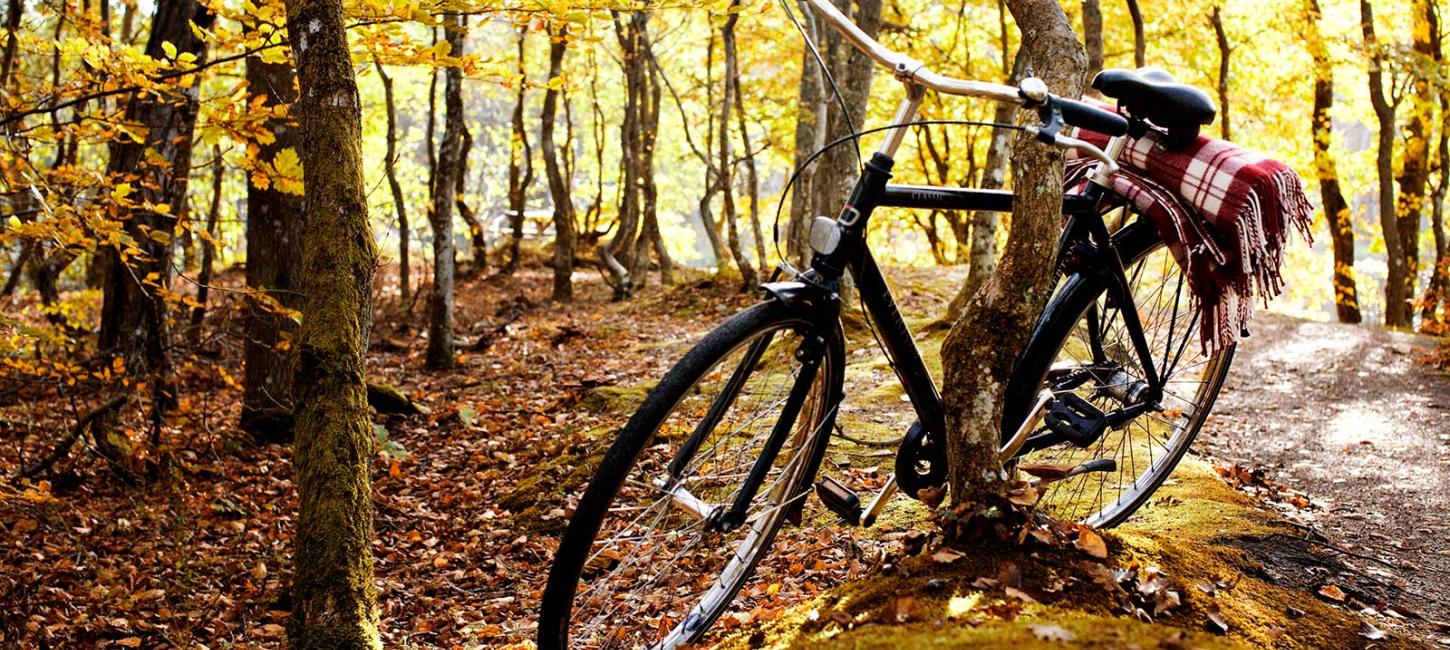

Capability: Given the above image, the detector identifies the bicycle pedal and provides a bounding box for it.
[1044,393,1108,447]
[815,477,863,526]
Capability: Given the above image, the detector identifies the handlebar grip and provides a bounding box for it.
[1055,98,1129,137]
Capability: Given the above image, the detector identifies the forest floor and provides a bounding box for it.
[1,260,1447,648]
[1201,312,1450,640]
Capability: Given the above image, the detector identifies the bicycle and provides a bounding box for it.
[539,0,1228,646]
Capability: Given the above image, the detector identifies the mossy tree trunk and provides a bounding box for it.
[282,0,381,644]
[940,0,1086,513]
[1305,0,1362,324]
[241,51,305,442]
[426,13,467,370]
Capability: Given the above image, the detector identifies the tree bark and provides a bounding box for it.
[241,52,305,441]
[1209,5,1231,140]
[97,0,215,424]
[1362,0,1411,327]
[282,0,381,643]
[786,2,827,268]
[1306,0,1362,323]
[455,123,486,273]
[1082,0,1103,83]
[939,0,1086,513]
[505,29,532,276]
[541,27,575,302]
[1423,2,1450,330]
[374,58,410,305]
[426,13,466,370]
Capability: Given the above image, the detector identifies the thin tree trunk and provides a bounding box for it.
[1362,0,1411,327]
[719,2,757,290]
[1306,0,1362,323]
[189,144,224,336]
[1422,1,1449,330]
[1126,0,1145,67]
[940,0,1086,514]
[1082,0,1103,83]
[541,28,575,301]
[1209,5,1231,140]
[374,58,410,305]
[786,0,827,268]
[602,12,647,297]
[944,47,1026,325]
[426,13,466,370]
[282,0,381,641]
[456,124,486,273]
[0,0,21,90]
[505,29,532,275]
[241,51,305,441]
[734,85,767,274]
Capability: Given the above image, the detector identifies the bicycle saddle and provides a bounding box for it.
[1091,67,1217,142]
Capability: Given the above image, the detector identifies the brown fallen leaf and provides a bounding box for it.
[1004,586,1038,603]
[1205,604,1229,634]
[931,548,964,564]
[1318,584,1347,602]
[1018,463,1076,481]
[1075,526,1108,559]
[916,484,947,509]
[892,596,927,623]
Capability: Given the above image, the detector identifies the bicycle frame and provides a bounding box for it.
[735,88,1171,528]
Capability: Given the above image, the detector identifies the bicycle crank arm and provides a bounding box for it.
[999,390,1055,462]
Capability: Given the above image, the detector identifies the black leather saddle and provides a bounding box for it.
[1091,67,1217,142]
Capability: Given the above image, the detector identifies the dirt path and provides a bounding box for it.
[1201,312,1450,642]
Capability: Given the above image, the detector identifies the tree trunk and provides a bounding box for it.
[97,0,215,428]
[282,0,381,643]
[733,78,768,274]
[426,13,466,370]
[505,29,532,276]
[944,47,1026,325]
[241,53,305,442]
[1394,0,1434,324]
[1209,5,1231,140]
[809,0,883,246]
[541,28,575,301]
[0,0,22,91]
[374,58,410,305]
[1362,0,1411,327]
[189,144,224,337]
[455,124,486,273]
[1126,0,1145,67]
[940,0,1086,514]
[1082,0,1103,83]
[786,3,827,268]
[602,13,647,297]
[1306,0,1362,324]
[719,2,757,290]
[1421,0,1449,331]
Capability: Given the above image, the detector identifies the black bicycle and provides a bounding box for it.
[538,2,1230,647]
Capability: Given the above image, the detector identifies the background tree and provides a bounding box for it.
[505,29,532,276]
[1362,0,1411,327]
[240,44,305,441]
[375,58,411,306]
[1306,0,1362,323]
[425,14,467,370]
[541,25,576,302]
[283,0,381,643]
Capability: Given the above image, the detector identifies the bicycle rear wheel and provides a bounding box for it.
[1004,218,1235,528]
[538,300,843,649]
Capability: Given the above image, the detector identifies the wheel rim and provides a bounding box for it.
[1022,237,1231,527]
[563,321,833,649]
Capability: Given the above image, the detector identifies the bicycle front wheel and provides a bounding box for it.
[538,300,843,649]
[1004,219,1235,528]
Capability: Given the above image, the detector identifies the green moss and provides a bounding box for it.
[576,384,652,415]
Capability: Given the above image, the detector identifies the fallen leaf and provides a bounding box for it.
[931,548,964,564]
[1359,621,1387,640]
[1075,526,1108,559]
[1318,584,1347,602]
[1004,586,1038,603]
[1018,463,1076,481]
[1205,604,1229,634]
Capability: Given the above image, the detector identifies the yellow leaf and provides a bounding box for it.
[112,183,133,200]
[161,41,178,59]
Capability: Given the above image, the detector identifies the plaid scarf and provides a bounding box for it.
[1066,129,1314,353]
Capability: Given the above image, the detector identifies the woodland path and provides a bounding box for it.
[1201,312,1450,642]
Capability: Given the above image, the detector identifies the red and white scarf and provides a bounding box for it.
[1066,129,1315,353]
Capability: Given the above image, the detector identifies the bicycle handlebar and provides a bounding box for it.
[799,0,1122,173]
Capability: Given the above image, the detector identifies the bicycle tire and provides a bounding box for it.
[538,299,844,649]
[1003,219,1236,528]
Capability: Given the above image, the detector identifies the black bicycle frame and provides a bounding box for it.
[806,151,1164,453]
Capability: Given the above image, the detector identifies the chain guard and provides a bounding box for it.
[895,420,947,499]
